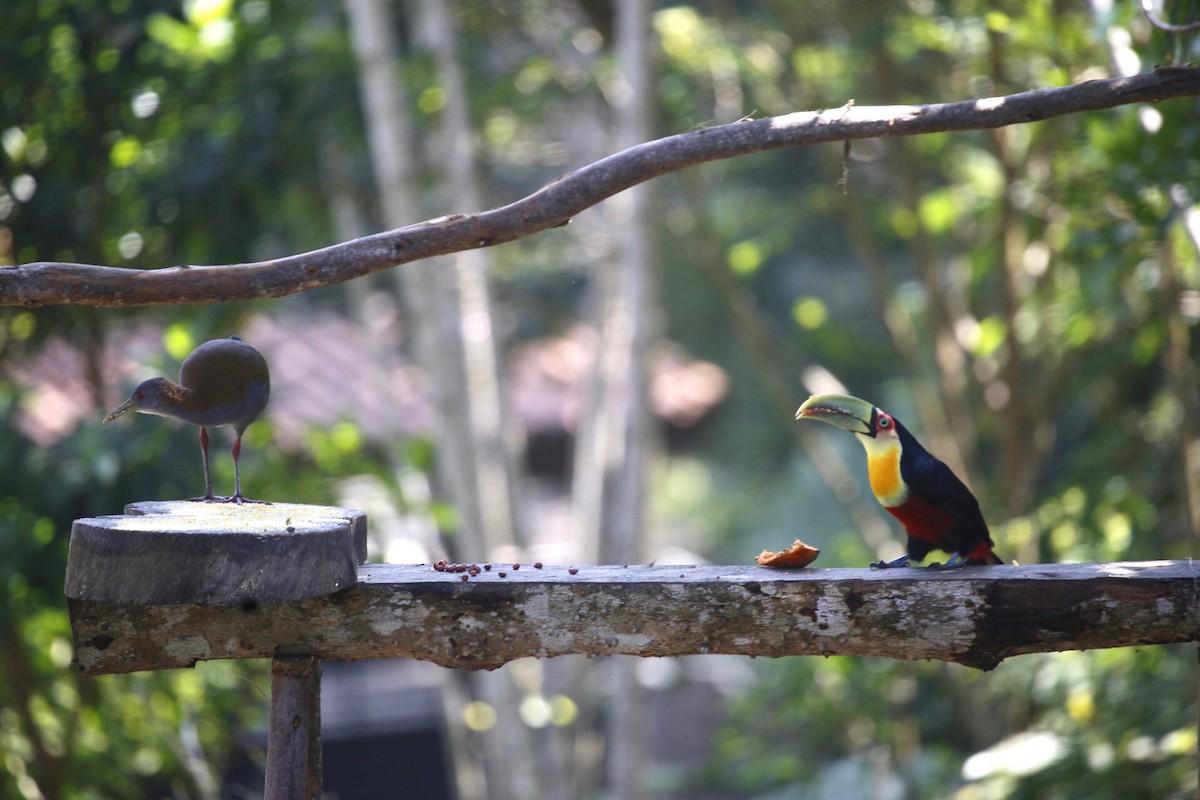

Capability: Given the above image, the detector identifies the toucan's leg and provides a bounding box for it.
[870,554,912,569]
[926,553,971,569]
[197,427,217,501]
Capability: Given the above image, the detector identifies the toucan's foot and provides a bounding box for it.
[190,492,225,503]
[930,554,969,569]
[870,555,912,570]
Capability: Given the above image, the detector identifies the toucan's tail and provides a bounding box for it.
[966,543,1005,566]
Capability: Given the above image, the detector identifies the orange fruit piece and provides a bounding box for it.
[755,539,820,568]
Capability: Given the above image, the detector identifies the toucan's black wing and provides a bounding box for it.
[894,422,993,551]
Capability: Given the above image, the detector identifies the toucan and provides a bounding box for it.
[795,393,1003,568]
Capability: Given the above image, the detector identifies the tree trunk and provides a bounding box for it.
[571,1,656,796]
[417,3,536,798]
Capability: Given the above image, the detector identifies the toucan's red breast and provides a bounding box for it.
[883,493,959,546]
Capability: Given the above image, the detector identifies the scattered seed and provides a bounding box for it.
[534,562,544,569]
[460,574,469,582]
[483,563,492,571]
[512,563,521,570]
[498,571,507,578]
[568,567,579,575]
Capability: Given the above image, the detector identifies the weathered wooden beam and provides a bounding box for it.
[265,656,322,800]
[68,560,1200,675]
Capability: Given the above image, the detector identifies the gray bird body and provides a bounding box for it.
[104,336,270,503]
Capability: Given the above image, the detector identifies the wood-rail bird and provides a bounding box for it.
[795,393,1002,568]
[104,335,271,504]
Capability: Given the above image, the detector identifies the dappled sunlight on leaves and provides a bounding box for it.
[2,0,1198,796]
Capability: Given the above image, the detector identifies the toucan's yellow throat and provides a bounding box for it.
[860,435,908,507]
[795,393,909,507]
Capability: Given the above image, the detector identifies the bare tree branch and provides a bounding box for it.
[1141,0,1200,33]
[4,67,1200,308]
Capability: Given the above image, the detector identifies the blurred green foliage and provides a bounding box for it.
[0,364,272,799]
[2,0,1199,798]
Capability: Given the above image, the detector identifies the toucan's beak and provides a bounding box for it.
[103,398,137,424]
[795,393,875,435]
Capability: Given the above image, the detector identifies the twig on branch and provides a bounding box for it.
[5,66,1200,308]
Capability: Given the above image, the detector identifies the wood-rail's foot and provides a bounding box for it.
[231,495,272,505]
[190,494,271,505]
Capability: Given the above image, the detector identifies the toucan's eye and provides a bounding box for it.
[878,415,891,428]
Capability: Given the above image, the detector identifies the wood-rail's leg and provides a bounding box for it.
[199,427,215,500]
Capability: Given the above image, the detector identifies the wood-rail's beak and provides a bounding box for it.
[103,399,137,424]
